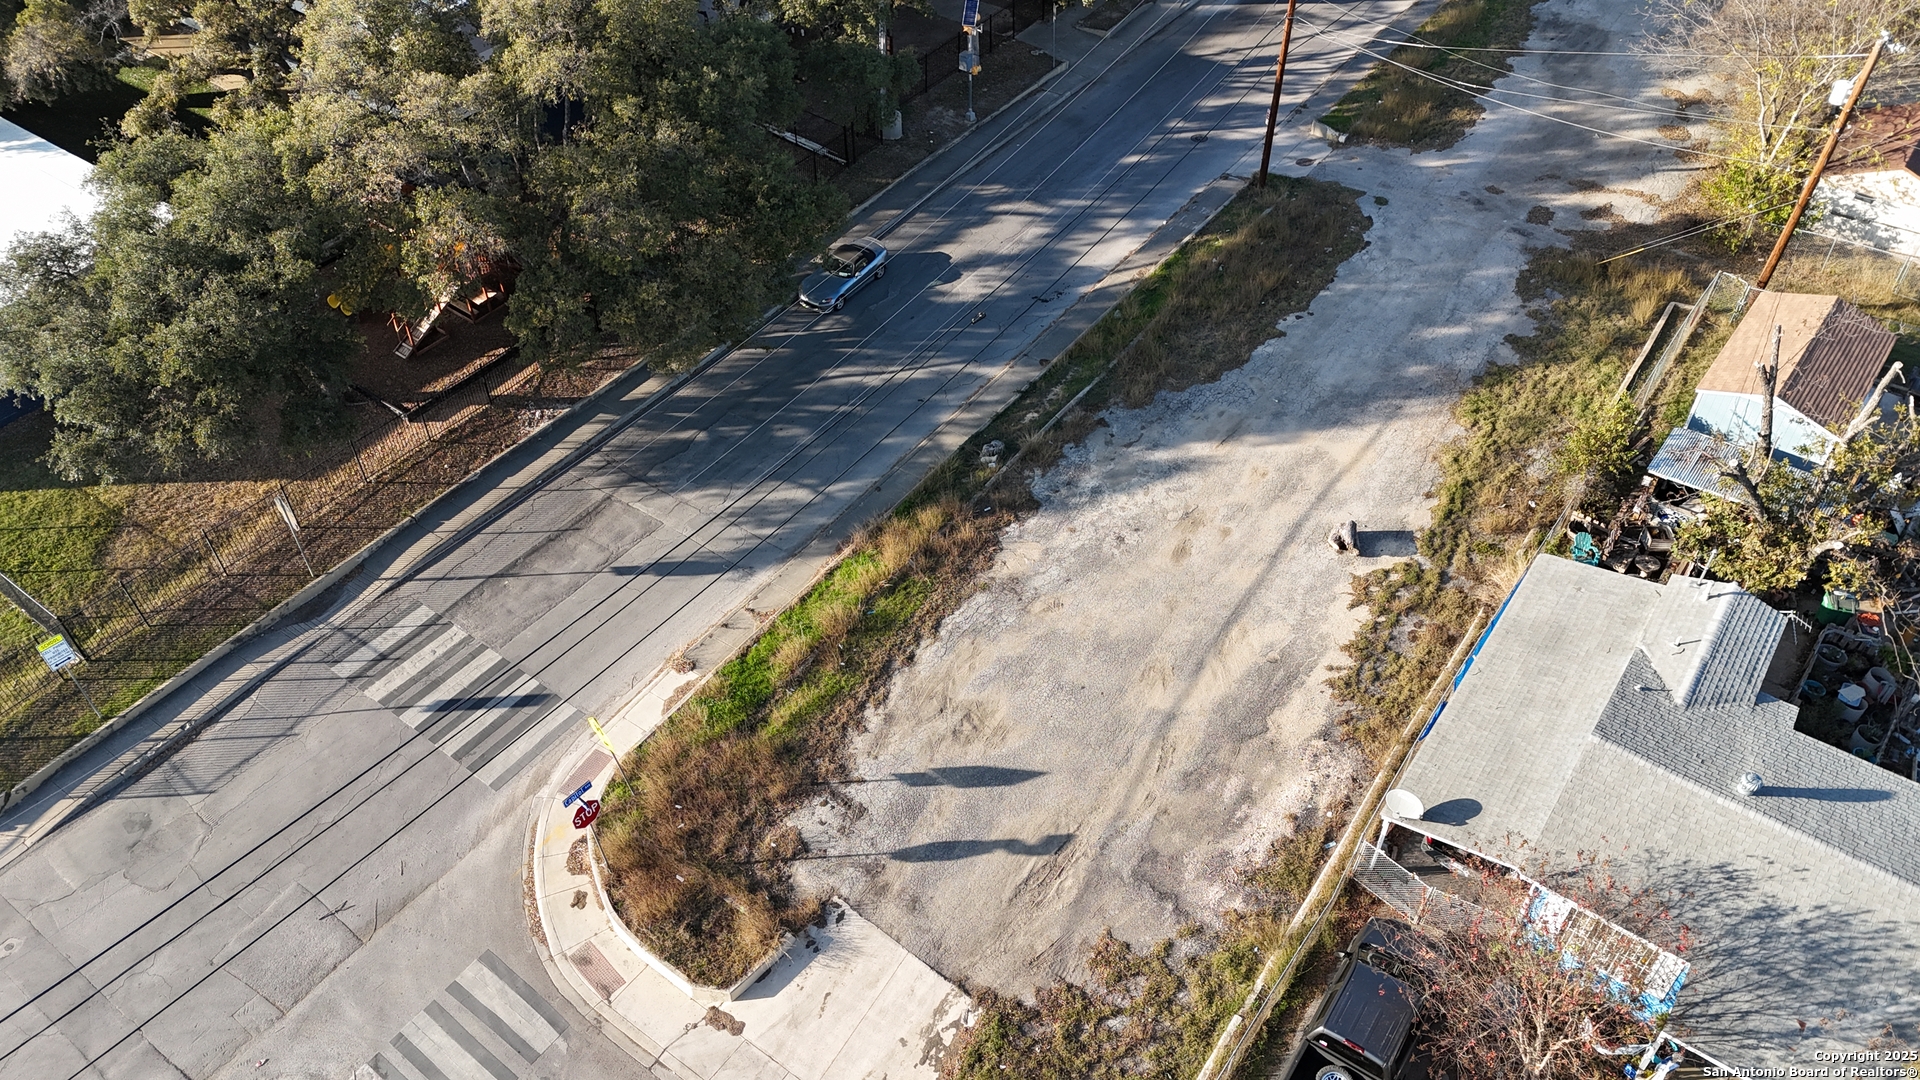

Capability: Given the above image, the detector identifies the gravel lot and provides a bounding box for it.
[794,0,1704,995]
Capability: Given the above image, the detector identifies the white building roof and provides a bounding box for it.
[0,117,96,254]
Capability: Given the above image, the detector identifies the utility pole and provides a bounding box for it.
[1256,0,1301,188]
[1754,34,1886,289]
[1755,324,1779,473]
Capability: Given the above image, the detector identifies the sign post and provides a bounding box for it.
[585,716,632,785]
[960,0,980,122]
[38,635,102,722]
[273,491,316,578]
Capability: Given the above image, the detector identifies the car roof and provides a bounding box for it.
[1356,918,1417,964]
[1319,962,1416,1068]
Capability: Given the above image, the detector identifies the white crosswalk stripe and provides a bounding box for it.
[364,951,568,1080]
[333,605,583,789]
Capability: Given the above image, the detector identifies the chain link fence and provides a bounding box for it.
[0,351,632,787]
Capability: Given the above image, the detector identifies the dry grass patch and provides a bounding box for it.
[1326,245,1707,764]
[914,176,1372,512]
[595,501,1003,986]
[1318,0,1541,151]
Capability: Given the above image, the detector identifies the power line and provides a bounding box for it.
[1306,6,1837,135]
[1597,201,1798,264]
[1304,26,1777,167]
[1357,38,1867,60]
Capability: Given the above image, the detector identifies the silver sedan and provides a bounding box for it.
[798,238,888,312]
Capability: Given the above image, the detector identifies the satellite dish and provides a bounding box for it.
[1383,788,1426,821]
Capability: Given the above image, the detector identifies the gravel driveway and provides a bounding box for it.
[794,0,1705,995]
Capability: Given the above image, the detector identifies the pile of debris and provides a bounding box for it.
[1568,477,1704,580]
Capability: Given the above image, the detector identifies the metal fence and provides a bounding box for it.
[1354,841,1500,933]
[0,352,629,787]
[779,0,1059,178]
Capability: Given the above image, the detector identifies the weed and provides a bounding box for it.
[1326,245,1707,763]
[1318,0,1542,151]
[595,501,1003,986]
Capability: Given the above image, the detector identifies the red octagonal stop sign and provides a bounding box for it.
[573,799,600,829]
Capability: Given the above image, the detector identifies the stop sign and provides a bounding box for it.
[573,799,600,829]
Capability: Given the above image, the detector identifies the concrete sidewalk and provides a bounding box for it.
[530,669,971,1080]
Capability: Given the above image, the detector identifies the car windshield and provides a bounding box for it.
[828,245,873,277]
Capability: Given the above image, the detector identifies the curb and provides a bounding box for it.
[1,334,714,819]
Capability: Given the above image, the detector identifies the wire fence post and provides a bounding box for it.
[199,529,229,575]
[117,575,150,627]
[67,667,103,722]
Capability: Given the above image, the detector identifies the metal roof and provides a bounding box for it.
[1646,427,1753,503]
[1827,103,1920,178]
[1694,292,1895,433]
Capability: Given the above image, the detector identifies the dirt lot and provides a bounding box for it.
[792,0,1704,996]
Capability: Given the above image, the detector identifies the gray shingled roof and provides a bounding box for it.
[1396,555,1920,1070]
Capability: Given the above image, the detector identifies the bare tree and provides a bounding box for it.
[1647,0,1919,231]
[1399,848,1692,1080]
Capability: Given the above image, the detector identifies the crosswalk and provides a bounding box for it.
[333,604,581,789]
[359,951,569,1080]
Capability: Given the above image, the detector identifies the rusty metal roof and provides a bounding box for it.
[1694,291,1896,433]
[1829,103,1920,178]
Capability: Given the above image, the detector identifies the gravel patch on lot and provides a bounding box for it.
[793,0,1700,996]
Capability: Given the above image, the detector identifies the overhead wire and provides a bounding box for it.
[1310,1,1842,135]
[18,1,1344,1075]
[1596,201,1797,263]
[1294,20,1777,167]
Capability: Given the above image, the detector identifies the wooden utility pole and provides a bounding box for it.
[1256,0,1301,189]
[1756,323,1779,472]
[1754,35,1886,289]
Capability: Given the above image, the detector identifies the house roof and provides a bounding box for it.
[0,118,94,255]
[1397,555,1920,1070]
[1695,292,1895,433]
[1828,103,1920,178]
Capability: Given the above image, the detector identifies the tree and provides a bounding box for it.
[1399,849,1690,1080]
[1,0,124,106]
[1650,0,1920,237]
[1673,414,1920,599]
[0,112,359,481]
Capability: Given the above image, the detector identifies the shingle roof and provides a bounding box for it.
[1397,555,1920,1070]
[1828,103,1920,178]
[1695,292,1895,433]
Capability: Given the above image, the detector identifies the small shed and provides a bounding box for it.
[1655,292,1895,482]
[1810,103,1920,259]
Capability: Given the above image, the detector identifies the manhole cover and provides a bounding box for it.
[1189,133,1209,143]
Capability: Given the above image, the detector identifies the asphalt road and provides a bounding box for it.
[0,2,1423,1076]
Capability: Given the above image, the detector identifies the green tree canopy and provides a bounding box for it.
[0,111,358,480]
[0,0,856,479]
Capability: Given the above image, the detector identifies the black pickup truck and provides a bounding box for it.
[1280,918,1426,1080]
